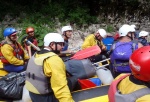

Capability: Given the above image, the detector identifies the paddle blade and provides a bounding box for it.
[71,45,101,60]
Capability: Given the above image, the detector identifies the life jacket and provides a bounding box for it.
[102,36,114,51]
[138,37,149,46]
[62,40,68,51]
[23,36,38,51]
[108,74,150,102]
[25,52,56,94]
[135,31,140,39]
[0,41,24,65]
[110,40,138,73]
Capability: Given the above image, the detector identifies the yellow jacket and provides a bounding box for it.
[35,51,74,102]
[1,43,29,65]
[116,74,150,102]
[81,34,106,50]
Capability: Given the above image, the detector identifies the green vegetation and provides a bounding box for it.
[0,0,98,45]
[106,25,114,33]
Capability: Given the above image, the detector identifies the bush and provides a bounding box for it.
[106,25,114,33]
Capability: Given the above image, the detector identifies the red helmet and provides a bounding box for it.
[129,46,150,82]
[26,27,34,34]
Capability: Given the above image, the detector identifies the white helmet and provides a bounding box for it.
[97,29,107,38]
[44,33,64,46]
[139,31,149,37]
[119,24,132,37]
[131,24,136,29]
[61,26,73,34]
[130,25,135,32]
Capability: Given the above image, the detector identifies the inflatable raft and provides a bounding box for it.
[72,85,109,102]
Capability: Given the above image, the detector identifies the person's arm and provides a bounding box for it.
[101,41,106,51]
[1,44,24,65]
[23,38,33,58]
[20,45,29,61]
[44,55,74,102]
[81,35,93,49]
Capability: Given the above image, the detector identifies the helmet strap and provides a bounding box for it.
[51,43,60,54]
[64,33,69,39]
[127,35,133,40]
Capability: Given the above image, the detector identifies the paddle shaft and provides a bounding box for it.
[24,39,41,51]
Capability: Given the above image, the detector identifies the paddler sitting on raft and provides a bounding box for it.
[81,29,107,63]
[0,27,29,76]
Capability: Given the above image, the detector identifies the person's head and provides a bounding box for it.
[95,29,107,41]
[26,27,35,37]
[3,27,18,42]
[129,46,150,82]
[61,26,73,39]
[119,24,135,40]
[44,33,64,53]
[130,25,136,35]
[139,31,149,39]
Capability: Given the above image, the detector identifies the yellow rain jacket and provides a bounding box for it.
[116,74,150,102]
[81,34,106,50]
[1,43,29,65]
[26,50,74,102]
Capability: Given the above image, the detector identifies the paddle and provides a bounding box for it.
[65,45,101,61]
[24,39,41,51]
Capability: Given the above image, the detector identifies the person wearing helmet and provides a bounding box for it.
[61,26,73,52]
[138,31,149,46]
[131,24,140,39]
[21,27,38,58]
[110,24,143,78]
[130,25,136,39]
[25,33,74,102]
[108,46,150,102]
[60,25,76,60]
[0,27,29,72]
[81,29,107,62]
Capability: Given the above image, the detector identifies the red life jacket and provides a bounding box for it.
[108,74,130,102]
[0,41,24,65]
